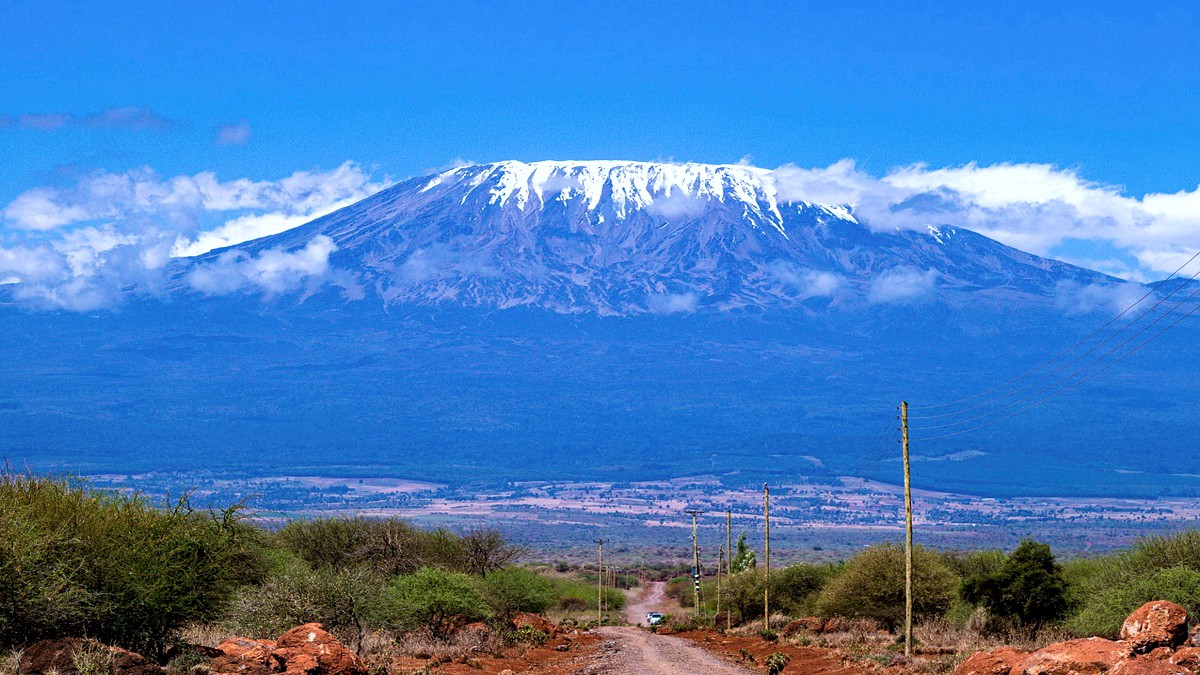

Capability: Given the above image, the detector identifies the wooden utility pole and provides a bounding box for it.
[594,538,607,623]
[686,509,703,615]
[763,482,771,631]
[901,401,913,659]
[726,509,733,575]
[716,545,724,625]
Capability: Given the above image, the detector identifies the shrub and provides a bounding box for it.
[962,539,1068,629]
[376,567,489,638]
[1066,530,1200,637]
[771,563,840,616]
[1068,566,1200,637]
[460,528,523,577]
[557,597,588,611]
[276,517,469,576]
[766,652,791,675]
[0,472,262,657]
[224,549,385,647]
[815,543,957,631]
[482,567,556,619]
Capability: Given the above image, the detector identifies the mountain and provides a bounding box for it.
[5,161,1199,501]
[176,160,1117,314]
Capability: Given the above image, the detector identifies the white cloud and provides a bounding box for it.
[215,120,252,146]
[768,160,1200,281]
[0,162,386,309]
[7,108,172,131]
[645,191,710,219]
[186,235,338,296]
[766,261,845,299]
[647,291,699,313]
[867,267,938,304]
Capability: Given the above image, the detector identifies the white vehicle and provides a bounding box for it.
[646,612,664,626]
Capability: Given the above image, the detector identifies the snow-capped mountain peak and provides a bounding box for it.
[187,160,1116,314]
[423,160,787,222]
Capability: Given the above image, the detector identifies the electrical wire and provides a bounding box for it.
[909,261,1200,421]
[909,250,1200,412]
[909,281,1200,431]
[913,299,1200,442]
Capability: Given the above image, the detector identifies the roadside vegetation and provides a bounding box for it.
[0,471,625,662]
[6,469,1200,673]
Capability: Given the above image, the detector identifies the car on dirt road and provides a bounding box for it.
[646,612,664,626]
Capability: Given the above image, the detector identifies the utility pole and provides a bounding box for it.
[763,483,771,631]
[901,401,913,659]
[686,509,703,615]
[716,545,724,625]
[726,509,733,576]
[594,538,607,623]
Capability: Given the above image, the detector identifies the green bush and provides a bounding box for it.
[962,540,1068,629]
[482,567,556,619]
[376,567,489,637]
[550,577,624,611]
[771,563,840,616]
[815,543,957,630]
[1068,566,1200,637]
[0,472,261,657]
[1065,530,1200,637]
[224,549,385,645]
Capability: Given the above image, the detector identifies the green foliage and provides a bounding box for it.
[770,563,840,616]
[941,549,1006,580]
[224,549,385,644]
[766,652,791,675]
[510,626,549,645]
[815,543,957,630]
[962,540,1068,629]
[482,567,556,619]
[376,567,489,637]
[732,534,757,573]
[1068,566,1200,637]
[0,471,262,656]
[1065,530,1200,637]
[550,577,624,611]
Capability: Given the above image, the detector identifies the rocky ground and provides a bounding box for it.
[11,599,1200,675]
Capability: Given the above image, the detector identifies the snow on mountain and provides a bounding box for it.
[181,160,1118,314]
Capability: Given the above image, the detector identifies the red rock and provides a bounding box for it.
[1121,602,1190,653]
[1171,648,1200,671]
[1109,660,1192,675]
[511,612,560,635]
[1146,648,1174,661]
[274,624,365,675]
[1013,638,1131,675]
[956,647,1031,675]
[211,624,364,675]
[215,638,277,659]
[782,617,826,636]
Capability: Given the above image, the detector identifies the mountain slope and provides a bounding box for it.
[180,160,1118,314]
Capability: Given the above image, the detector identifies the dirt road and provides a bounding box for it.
[623,581,669,625]
[586,627,756,675]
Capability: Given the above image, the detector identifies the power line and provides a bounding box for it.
[909,281,1200,432]
[914,300,1200,442]
[909,263,1200,421]
[910,250,1200,412]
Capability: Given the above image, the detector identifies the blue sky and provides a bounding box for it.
[3,1,1198,197]
[2,1,1200,306]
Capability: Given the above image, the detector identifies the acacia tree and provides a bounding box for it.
[963,539,1067,629]
[460,528,523,577]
